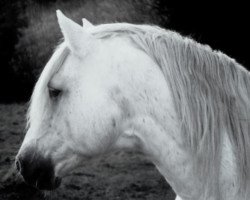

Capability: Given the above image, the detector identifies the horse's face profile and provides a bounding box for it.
[15,11,164,190]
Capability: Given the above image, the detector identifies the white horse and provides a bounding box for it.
[16,10,250,200]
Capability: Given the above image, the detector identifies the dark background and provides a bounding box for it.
[0,0,249,103]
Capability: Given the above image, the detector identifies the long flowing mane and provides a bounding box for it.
[92,24,250,198]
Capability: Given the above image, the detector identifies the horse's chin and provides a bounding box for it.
[34,176,62,190]
[54,155,84,178]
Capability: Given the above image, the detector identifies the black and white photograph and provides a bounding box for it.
[0,1,249,199]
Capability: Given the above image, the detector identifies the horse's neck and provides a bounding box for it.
[122,114,200,199]
[112,50,200,198]
[114,75,240,199]
[111,45,242,199]
[122,114,242,200]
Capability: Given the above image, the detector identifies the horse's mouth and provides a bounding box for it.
[37,176,62,190]
[15,148,62,191]
[25,175,62,190]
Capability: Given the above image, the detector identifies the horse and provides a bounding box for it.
[15,10,250,200]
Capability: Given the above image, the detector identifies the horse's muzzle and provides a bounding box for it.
[15,148,61,190]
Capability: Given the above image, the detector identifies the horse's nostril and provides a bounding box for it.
[15,159,21,172]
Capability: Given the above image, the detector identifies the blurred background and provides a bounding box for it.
[0,0,249,199]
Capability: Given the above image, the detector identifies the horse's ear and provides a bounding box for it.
[56,10,93,55]
[82,18,94,28]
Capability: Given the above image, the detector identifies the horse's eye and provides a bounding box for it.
[48,86,61,99]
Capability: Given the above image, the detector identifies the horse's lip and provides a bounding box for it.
[28,176,62,190]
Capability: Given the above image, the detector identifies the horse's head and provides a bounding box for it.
[15,11,167,190]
